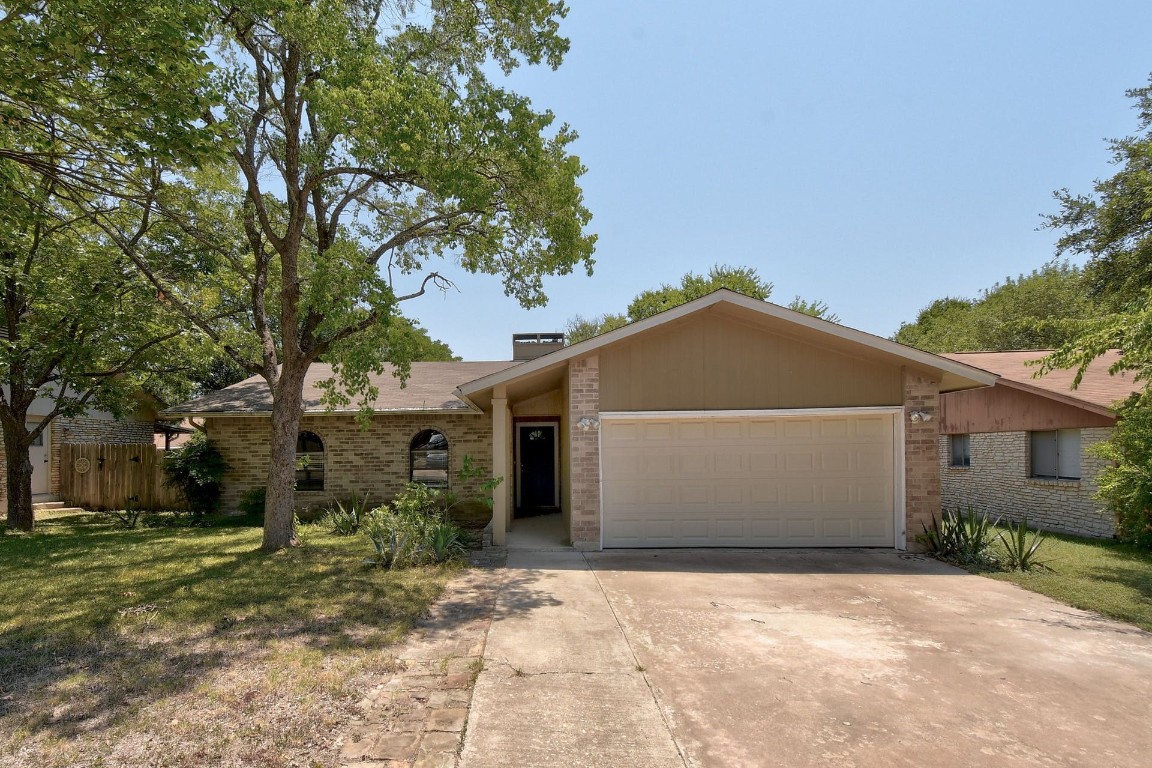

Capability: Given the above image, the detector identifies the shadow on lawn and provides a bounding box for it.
[0,514,458,745]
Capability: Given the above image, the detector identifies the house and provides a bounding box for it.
[937,350,1140,538]
[165,290,998,550]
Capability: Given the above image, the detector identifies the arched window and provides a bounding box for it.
[410,429,449,488]
[296,431,326,491]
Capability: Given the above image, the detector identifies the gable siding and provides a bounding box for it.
[940,384,1115,435]
[598,311,903,412]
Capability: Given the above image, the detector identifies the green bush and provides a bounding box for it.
[920,506,998,566]
[362,483,468,569]
[161,433,230,519]
[238,487,267,518]
[1093,394,1152,548]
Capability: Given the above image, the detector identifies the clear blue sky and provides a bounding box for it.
[406,1,1152,361]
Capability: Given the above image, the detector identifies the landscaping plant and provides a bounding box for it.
[362,484,468,569]
[325,491,372,536]
[997,518,1050,571]
[160,433,229,520]
[921,506,998,566]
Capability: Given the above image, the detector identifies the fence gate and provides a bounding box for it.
[61,444,187,511]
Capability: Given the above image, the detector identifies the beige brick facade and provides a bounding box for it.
[205,412,494,511]
[903,370,941,548]
[940,428,1114,538]
[568,355,601,549]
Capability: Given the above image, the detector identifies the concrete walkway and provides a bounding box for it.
[458,549,686,768]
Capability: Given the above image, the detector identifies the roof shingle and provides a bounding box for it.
[941,350,1140,410]
[165,361,520,415]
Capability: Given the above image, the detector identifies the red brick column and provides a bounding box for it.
[904,369,941,549]
[568,355,601,549]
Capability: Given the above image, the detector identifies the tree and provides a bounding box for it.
[1040,76,1152,385]
[893,261,1098,353]
[118,1,595,550]
[0,0,223,531]
[0,0,218,190]
[0,161,206,531]
[564,265,838,344]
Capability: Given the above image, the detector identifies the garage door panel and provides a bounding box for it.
[601,412,897,548]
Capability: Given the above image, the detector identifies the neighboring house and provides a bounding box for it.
[938,350,1140,538]
[0,391,159,505]
[167,290,997,551]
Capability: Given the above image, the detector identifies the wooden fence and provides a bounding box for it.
[60,443,187,511]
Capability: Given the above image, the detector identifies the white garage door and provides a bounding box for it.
[600,411,899,548]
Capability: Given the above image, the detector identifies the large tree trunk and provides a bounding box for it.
[3,425,34,532]
[262,362,308,550]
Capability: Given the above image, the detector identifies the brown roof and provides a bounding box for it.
[941,350,1141,411]
[166,361,520,415]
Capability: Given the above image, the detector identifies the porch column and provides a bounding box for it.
[491,387,510,546]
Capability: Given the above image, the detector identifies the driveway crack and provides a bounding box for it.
[583,552,692,768]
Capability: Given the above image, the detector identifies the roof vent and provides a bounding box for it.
[513,332,565,361]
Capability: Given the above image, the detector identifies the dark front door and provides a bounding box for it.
[518,424,557,515]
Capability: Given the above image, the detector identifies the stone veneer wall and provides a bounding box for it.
[939,428,1114,538]
[205,412,493,511]
[568,355,601,550]
[903,370,941,549]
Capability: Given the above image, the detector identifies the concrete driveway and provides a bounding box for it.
[459,548,1152,768]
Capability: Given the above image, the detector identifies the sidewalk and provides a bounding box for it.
[458,549,685,768]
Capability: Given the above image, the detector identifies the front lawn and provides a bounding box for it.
[0,513,455,768]
[976,529,1152,632]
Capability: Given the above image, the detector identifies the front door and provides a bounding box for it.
[29,420,49,496]
[517,422,558,516]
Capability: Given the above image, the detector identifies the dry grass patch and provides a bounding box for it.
[0,513,455,768]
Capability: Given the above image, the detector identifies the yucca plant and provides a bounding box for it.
[921,506,998,565]
[325,490,371,536]
[997,518,1050,571]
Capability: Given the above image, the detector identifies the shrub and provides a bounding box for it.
[1093,394,1152,548]
[238,487,267,518]
[997,518,1050,571]
[362,483,468,569]
[161,433,229,519]
[920,506,998,566]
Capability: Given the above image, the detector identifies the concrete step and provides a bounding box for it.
[35,506,87,515]
[32,500,65,510]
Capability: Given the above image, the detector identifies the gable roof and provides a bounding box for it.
[457,289,998,401]
[941,350,1141,412]
[164,361,518,417]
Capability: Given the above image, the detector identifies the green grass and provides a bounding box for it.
[0,512,455,767]
[973,528,1152,632]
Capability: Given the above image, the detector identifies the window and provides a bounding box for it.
[410,429,449,488]
[296,431,325,491]
[1030,429,1080,480]
[949,434,970,467]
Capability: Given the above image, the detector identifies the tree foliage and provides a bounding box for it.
[893,261,1098,353]
[565,264,837,344]
[1040,76,1152,388]
[108,0,595,549]
[1091,393,1152,547]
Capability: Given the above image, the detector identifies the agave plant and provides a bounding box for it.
[325,490,371,536]
[921,506,998,565]
[997,517,1050,571]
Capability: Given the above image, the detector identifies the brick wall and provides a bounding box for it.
[568,355,601,550]
[904,370,941,548]
[205,412,494,511]
[939,428,1114,538]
